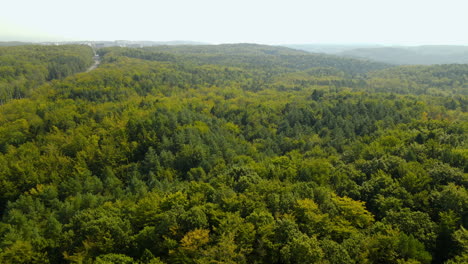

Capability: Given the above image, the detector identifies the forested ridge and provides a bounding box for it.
[0,45,94,103]
[0,44,466,264]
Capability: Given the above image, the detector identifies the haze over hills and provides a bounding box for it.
[282,44,383,54]
[0,40,208,48]
[0,41,35,47]
[285,44,468,65]
[338,45,468,65]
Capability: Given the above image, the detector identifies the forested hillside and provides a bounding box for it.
[0,44,466,264]
[365,65,468,97]
[0,45,94,103]
[99,44,390,76]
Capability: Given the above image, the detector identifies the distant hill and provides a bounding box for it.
[283,44,382,54]
[339,45,468,65]
[92,40,208,48]
[103,43,391,76]
[38,40,208,48]
[0,40,208,48]
[137,43,310,55]
[0,41,33,46]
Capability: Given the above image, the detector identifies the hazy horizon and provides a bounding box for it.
[2,0,468,46]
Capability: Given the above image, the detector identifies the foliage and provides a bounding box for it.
[0,44,466,263]
[0,45,94,103]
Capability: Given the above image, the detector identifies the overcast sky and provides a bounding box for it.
[1,0,467,45]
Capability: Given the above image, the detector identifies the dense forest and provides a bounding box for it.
[0,45,94,103]
[0,44,466,264]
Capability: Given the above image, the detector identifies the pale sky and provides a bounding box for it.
[1,0,468,45]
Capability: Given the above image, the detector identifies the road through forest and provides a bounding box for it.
[86,54,101,72]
